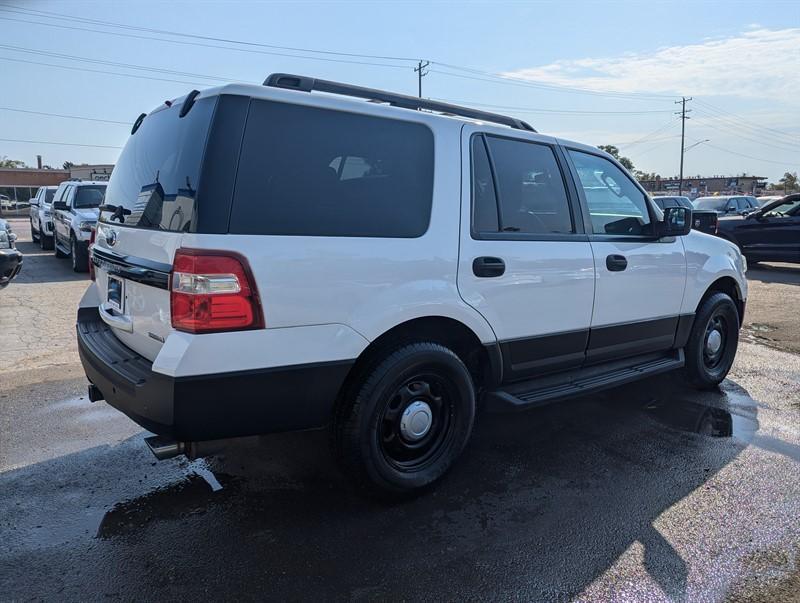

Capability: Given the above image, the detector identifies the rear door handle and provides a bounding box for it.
[473,256,505,278]
[606,254,628,272]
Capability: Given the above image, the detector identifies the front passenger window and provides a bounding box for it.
[568,150,652,236]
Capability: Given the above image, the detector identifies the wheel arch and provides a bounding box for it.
[333,316,501,420]
[699,276,745,324]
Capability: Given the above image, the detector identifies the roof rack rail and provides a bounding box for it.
[264,73,536,133]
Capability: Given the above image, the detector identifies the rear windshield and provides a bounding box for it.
[693,198,728,211]
[229,100,434,238]
[74,185,106,209]
[101,96,215,231]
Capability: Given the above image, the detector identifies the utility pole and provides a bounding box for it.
[675,96,692,195]
[414,60,430,98]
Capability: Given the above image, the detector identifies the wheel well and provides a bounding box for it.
[700,276,744,323]
[335,317,493,410]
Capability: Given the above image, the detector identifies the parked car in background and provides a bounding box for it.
[51,180,107,272]
[716,193,800,264]
[0,217,22,289]
[693,195,759,216]
[29,185,58,250]
[755,195,784,207]
[77,75,747,497]
[652,195,717,235]
[0,194,13,213]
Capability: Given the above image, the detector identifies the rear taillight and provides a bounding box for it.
[170,249,264,333]
[88,227,96,281]
[712,214,719,234]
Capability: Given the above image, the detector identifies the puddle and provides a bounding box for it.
[638,380,759,442]
[96,461,233,539]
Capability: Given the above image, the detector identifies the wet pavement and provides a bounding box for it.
[2,349,799,601]
[1,219,799,601]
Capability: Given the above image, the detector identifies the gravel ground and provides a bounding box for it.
[1,218,798,602]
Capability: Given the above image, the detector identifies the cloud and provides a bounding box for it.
[503,28,800,100]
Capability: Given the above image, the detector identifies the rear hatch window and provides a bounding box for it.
[100,96,216,232]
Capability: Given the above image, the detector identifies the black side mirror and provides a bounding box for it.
[659,206,691,237]
[53,201,68,210]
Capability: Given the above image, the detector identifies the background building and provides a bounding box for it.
[69,164,114,181]
[640,174,768,198]
[0,167,70,205]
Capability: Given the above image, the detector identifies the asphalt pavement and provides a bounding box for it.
[1,218,798,601]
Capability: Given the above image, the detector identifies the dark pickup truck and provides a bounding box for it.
[652,196,717,235]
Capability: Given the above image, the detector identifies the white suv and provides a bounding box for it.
[77,74,748,497]
[29,185,58,249]
[52,180,107,272]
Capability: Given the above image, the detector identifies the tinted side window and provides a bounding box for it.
[568,150,652,235]
[482,136,573,234]
[230,100,434,237]
[471,136,499,232]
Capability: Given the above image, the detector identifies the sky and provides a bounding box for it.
[0,0,798,182]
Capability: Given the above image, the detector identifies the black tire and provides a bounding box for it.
[54,234,67,258]
[332,342,476,498]
[40,232,53,250]
[684,292,740,389]
[71,236,88,272]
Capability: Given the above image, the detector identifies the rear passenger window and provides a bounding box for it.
[230,100,434,238]
[475,136,573,235]
[471,136,499,232]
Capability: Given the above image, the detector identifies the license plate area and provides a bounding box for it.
[107,275,125,313]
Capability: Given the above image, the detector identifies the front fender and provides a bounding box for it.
[681,232,748,314]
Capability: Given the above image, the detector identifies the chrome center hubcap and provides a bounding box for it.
[400,401,433,442]
[706,329,723,355]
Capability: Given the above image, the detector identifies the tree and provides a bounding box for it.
[0,156,27,168]
[778,171,798,192]
[63,161,74,170]
[597,145,635,171]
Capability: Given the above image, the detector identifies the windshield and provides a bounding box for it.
[74,185,106,209]
[693,198,728,211]
[101,96,215,231]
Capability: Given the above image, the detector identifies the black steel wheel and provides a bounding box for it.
[333,342,476,498]
[684,292,739,389]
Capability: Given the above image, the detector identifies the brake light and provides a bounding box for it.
[712,214,719,234]
[170,249,264,333]
[88,227,96,281]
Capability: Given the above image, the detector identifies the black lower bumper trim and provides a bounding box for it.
[77,307,354,441]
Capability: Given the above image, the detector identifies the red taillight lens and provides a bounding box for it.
[712,215,719,234]
[88,227,96,281]
[170,249,264,333]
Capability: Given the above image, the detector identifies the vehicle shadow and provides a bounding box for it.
[746,262,800,286]
[11,238,89,284]
[0,373,771,600]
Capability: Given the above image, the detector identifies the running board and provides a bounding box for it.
[485,350,684,412]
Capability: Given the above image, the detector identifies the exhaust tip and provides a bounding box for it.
[144,435,185,460]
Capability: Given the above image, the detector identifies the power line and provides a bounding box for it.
[0,43,235,83]
[0,138,122,149]
[690,139,798,167]
[432,98,674,115]
[0,106,130,125]
[431,63,678,102]
[0,14,415,72]
[0,5,419,62]
[675,97,692,195]
[694,99,797,143]
[0,55,213,87]
[692,110,798,153]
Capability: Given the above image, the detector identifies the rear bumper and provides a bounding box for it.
[76,307,353,441]
[0,248,22,288]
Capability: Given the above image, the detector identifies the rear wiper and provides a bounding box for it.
[99,204,132,223]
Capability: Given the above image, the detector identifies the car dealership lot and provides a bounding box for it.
[1,217,799,601]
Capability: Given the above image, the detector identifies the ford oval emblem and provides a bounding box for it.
[105,229,118,247]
